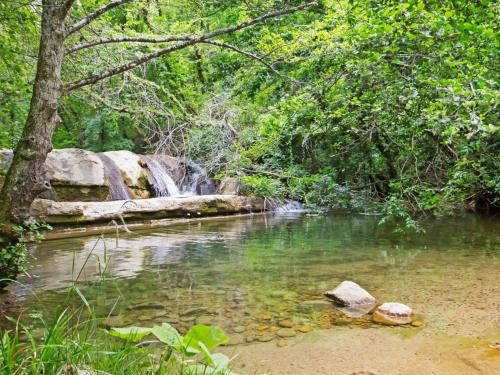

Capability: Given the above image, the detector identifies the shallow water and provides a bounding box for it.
[4,213,500,352]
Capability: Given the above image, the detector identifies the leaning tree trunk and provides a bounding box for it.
[0,1,67,228]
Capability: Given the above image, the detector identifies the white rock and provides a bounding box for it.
[46,148,105,186]
[324,281,376,306]
[103,151,144,187]
[30,195,265,224]
[373,302,413,325]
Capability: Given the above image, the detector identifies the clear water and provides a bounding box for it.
[4,213,500,345]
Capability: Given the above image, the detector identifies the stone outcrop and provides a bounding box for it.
[324,281,376,307]
[219,177,241,195]
[30,195,265,224]
[372,302,413,325]
[103,151,150,199]
[45,148,109,202]
[0,148,217,202]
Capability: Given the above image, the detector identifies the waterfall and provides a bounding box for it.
[142,156,181,197]
[97,153,130,201]
[181,161,216,195]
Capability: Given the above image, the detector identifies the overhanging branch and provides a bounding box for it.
[68,0,134,35]
[64,2,317,91]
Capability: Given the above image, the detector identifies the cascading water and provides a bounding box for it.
[142,156,181,197]
[180,161,217,196]
[97,153,130,201]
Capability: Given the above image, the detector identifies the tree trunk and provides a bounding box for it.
[0,1,67,226]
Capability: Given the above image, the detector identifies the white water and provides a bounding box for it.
[143,156,181,197]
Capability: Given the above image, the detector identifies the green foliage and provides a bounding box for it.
[240,175,285,198]
[1,0,498,228]
[0,288,233,374]
[0,221,52,285]
[107,322,232,374]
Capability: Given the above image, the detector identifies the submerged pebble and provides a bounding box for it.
[277,328,296,338]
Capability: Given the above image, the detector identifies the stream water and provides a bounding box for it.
[3,212,500,373]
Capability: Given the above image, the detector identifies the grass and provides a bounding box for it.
[0,234,236,375]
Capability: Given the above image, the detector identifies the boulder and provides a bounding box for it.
[372,302,413,326]
[324,281,376,307]
[219,177,241,195]
[45,149,109,201]
[103,151,150,199]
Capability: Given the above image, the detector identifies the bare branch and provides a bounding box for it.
[66,35,192,55]
[64,2,317,91]
[199,40,282,76]
[68,0,134,35]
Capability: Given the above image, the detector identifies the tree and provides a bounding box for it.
[0,0,317,228]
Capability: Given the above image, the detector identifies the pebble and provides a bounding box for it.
[276,340,288,348]
[258,335,274,342]
[276,328,296,338]
[180,307,208,316]
[278,319,293,328]
[256,312,272,320]
[297,324,314,333]
[233,325,246,333]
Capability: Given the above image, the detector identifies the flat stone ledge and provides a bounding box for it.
[30,195,265,225]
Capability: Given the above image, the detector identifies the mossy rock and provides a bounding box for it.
[52,185,109,202]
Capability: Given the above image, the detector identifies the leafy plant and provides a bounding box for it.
[0,220,52,285]
[108,323,234,374]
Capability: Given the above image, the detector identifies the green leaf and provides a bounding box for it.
[183,325,229,352]
[108,326,152,342]
[151,323,182,346]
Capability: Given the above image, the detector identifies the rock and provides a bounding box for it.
[232,325,246,333]
[257,324,269,331]
[276,340,288,348]
[129,302,165,310]
[219,177,241,195]
[45,148,109,201]
[324,281,376,307]
[411,320,424,327]
[180,307,208,316]
[244,334,257,343]
[196,315,214,325]
[103,151,150,199]
[276,328,296,338]
[256,312,272,321]
[30,195,265,225]
[297,324,314,333]
[278,319,293,328]
[372,302,413,326]
[257,335,274,342]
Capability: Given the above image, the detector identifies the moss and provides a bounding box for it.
[52,185,109,202]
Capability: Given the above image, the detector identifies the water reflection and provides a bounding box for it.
[5,213,500,343]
